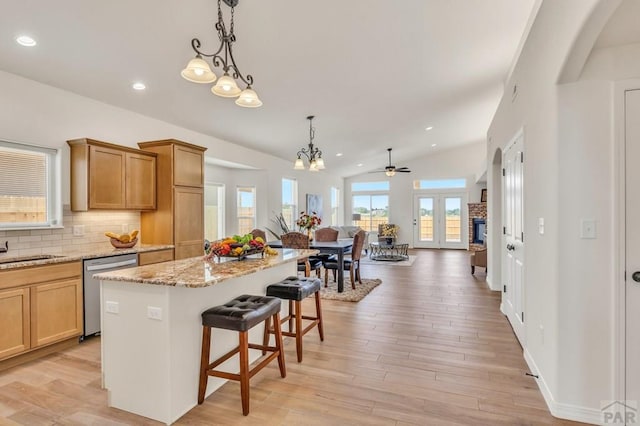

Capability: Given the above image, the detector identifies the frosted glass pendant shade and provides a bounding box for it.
[385,169,396,177]
[294,158,305,170]
[212,74,241,97]
[235,88,263,108]
[181,57,216,83]
[315,157,325,169]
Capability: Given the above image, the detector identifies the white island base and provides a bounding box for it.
[100,259,297,425]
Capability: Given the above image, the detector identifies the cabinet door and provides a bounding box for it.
[126,152,156,210]
[174,186,204,260]
[31,278,83,348]
[89,145,126,209]
[0,288,30,360]
[174,145,204,187]
[138,249,174,266]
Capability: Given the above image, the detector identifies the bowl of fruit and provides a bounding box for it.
[206,233,265,261]
[105,230,139,248]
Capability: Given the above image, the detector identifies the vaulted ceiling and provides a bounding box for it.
[0,0,537,176]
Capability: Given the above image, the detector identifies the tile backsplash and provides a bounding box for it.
[0,206,140,258]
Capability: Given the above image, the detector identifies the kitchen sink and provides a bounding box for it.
[0,254,66,265]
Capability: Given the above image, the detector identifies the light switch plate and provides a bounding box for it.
[148,306,162,321]
[72,225,84,236]
[580,219,597,239]
[538,218,544,235]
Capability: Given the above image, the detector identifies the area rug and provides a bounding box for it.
[319,278,382,302]
[359,255,416,267]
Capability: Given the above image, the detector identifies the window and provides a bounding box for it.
[0,140,61,229]
[413,178,466,190]
[204,183,225,241]
[352,194,389,232]
[236,186,256,235]
[351,181,390,192]
[330,187,340,225]
[281,178,298,229]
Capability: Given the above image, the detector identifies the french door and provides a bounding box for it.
[502,132,525,346]
[414,193,466,249]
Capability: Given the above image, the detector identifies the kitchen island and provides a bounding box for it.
[94,249,316,424]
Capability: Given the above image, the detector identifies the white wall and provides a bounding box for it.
[0,70,343,239]
[487,0,629,422]
[344,141,486,246]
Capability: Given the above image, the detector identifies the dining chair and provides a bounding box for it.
[323,230,365,289]
[280,232,321,277]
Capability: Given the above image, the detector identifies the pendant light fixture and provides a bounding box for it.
[181,0,262,108]
[294,116,325,172]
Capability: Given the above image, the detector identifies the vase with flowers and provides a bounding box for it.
[296,211,321,241]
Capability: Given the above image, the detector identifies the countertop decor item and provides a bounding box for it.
[110,238,138,249]
[180,0,262,108]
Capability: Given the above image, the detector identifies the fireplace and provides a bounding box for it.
[472,218,486,245]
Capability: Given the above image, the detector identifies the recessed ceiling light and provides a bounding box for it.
[431,143,437,147]
[336,153,343,157]
[132,82,146,91]
[425,126,433,131]
[357,163,363,167]
[16,35,36,47]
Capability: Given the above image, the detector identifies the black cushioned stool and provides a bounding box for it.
[264,276,324,363]
[198,295,286,416]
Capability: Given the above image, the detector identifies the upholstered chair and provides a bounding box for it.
[280,232,321,277]
[470,248,487,274]
[323,230,365,289]
[310,227,339,264]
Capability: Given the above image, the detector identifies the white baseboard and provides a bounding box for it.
[523,349,603,425]
[485,276,500,292]
[500,302,506,316]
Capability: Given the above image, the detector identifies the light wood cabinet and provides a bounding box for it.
[0,288,30,360]
[68,138,157,211]
[138,139,207,260]
[138,248,175,266]
[0,261,82,363]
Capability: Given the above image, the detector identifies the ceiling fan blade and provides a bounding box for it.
[367,170,386,173]
[397,169,412,173]
[395,167,410,171]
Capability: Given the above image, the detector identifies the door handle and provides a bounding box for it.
[633,271,640,283]
[506,244,515,251]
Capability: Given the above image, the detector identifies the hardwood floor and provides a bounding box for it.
[0,249,584,425]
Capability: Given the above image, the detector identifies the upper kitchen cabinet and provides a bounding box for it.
[67,138,157,211]
[137,139,206,260]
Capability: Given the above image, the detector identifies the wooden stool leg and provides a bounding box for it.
[288,300,294,332]
[315,291,324,341]
[239,331,250,416]
[295,300,303,362]
[262,315,271,356]
[198,326,211,404]
[272,312,287,378]
[324,268,328,287]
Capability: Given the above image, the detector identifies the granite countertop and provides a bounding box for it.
[93,248,318,288]
[0,243,174,270]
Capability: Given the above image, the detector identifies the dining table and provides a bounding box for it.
[267,238,354,292]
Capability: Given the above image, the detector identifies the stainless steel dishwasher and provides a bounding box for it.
[83,253,138,338]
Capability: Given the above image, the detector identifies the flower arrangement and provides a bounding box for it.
[296,211,321,231]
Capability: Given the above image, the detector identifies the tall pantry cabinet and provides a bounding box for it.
[138,139,207,260]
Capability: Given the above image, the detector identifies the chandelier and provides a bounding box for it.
[294,116,325,172]
[180,0,262,108]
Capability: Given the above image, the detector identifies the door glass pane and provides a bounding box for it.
[419,198,434,242]
[445,197,461,242]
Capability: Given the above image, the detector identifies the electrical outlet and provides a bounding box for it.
[147,306,162,321]
[538,218,544,235]
[72,225,84,236]
[580,219,596,239]
[105,301,119,314]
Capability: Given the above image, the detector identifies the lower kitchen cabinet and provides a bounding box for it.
[0,261,83,364]
[0,287,30,359]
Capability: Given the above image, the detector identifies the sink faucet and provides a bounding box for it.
[0,241,7,253]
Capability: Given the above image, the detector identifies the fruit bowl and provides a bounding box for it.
[110,238,138,249]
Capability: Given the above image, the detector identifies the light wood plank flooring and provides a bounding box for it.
[0,249,584,425]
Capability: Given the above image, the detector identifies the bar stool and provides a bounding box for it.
[264,276,324,363]
[198,294,286,416]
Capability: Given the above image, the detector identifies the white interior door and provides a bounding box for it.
[414,195,437,248]
[413,193,466,249]
[502,132,525,345]
[625,89,640,412]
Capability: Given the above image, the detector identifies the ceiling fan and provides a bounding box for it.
[369,148,411,177]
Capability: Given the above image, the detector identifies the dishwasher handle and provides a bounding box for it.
[86,258,138,271]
